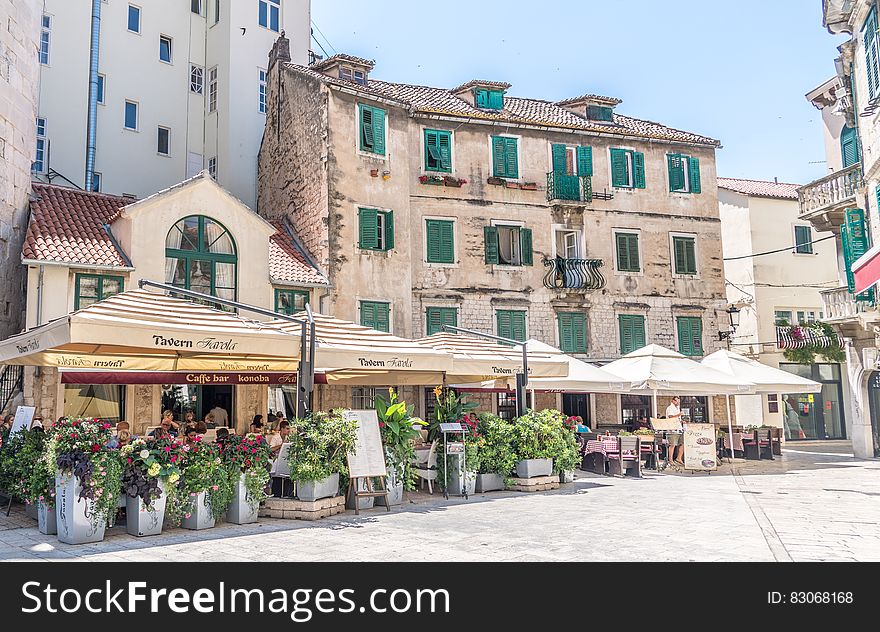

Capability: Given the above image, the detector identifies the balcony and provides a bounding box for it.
[776,325,842,351]
[821,286,874,320]
[543,256,606,291]
[797,164,862,233]
[547,172,592,203]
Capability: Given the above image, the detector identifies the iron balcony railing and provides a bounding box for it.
[543,256,606,290]
[776,325,843,351]
[0,365,22,413]
[797,164,862,219]
[546,172,592,203]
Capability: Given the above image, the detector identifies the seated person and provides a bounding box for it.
[149,417,177,439]
[160,409,180,432]
[215,427,230,442]
[150,427,171,442]
[107,421,132,448]
[181,425,199,447]
[250,415,264,435]
[203,412,217,430]
[116,429,132,447]
[194,421,208,435]
[632,416,651,431]
[269,420,291,456]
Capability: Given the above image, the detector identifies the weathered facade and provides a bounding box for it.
[258,38,730,424]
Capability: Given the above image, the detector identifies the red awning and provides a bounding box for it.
[59,371,328,385]
[853,243,880,294]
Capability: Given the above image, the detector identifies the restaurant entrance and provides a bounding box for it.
[563,393,591,425]
[779,363,846,440]
[161,384,234,426]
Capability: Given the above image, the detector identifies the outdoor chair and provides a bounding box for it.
[413,440,439,494]
[638,435,659,470]
[607,436,642,477]
[270,442,294,497]
[743,429,774,460]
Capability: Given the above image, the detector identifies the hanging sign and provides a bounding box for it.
[683,423,716,471]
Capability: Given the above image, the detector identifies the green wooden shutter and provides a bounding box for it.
[673,237,696,274]
[475,89,489,108]
[865,8,879,100]
[426,220,454,263]
[627,234,640,272]
[360,105,373,151]
[616,233,640,272]
[424,129,439,170]
[438,131,451,170]
[504,137,518,178]
[558,312,587,353]
[492,136,507,177]
[677,318,692,356]
[633,151,646,189]
[610,148,628,187]
[426,307,457,336]
[511,311,526,342]
[484,226,499,264]
[520,228,533,266]
[358,208,379,249]
[372,107,386,155]
[439,220,454,263]
[688,157,701,194]
[619,314,647,354]
[841,126,860,168]
[842,208,871,295]
[488,90,504,109]
[794,225,812,254]
[551,144,567,173]
[376,302,390,332]
[558,313,574,352]
[684,238,696,274]
[691,318,703,355]
[426,220,441,262]
[360,301,375,328]
[361,301,390,332]
[673,237,686,273]
[576,146,593,177]
[616,233,629,271]
[383,210,394,250]
[668,154,684,191]
[496,310,511,338]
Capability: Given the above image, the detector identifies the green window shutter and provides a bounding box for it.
[576,146,593,177]
[492,136,507,177]
[383,210,394,251]
[511,311,526,342]
[673,237,697,275]
[475,89,489,108]
[876,185,880,216]
[484,226,499,264]
[842,208,871,295]
[551,144,567,173]
[426,220,454,263]
[372,107,386,155]
[488,90,504,109]
[424,129,439,170]
[558,312,587,353]
[558,313,574,352]
[358,207,379,249]
[426,307,457,336]
[795,225,812,254]
[841,126,860,168]
[688,157,701,194]
[668,153,684,192]
[616,232,640,272]
[677,317,703,356]
[376,302,390,332]
[610,148,628,187]
[360,301,375,328]
[504,137,518,178]
[633,151,646,189]
[359,105,373,152]
[865,8,879,100]
[361,301,390,332]
[520,227,533,266]
[426,220,441,262]
[632,315,646,351]
[437,130,451,170]
[619,314,646,354]
[496,310,511,339]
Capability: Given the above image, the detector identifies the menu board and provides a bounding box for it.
[10,406,35,436]
[344,409,387,478]
[684,423,717,471]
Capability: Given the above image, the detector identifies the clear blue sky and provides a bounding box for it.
[311,0,847,186]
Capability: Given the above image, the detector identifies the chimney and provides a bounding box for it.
[268,32,291,71]
[774,177,778,184]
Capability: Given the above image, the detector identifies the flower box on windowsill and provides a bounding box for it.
[521,182,538,191]
[504,180,520,189]
[419,175,467,188]
[487,176,505,186]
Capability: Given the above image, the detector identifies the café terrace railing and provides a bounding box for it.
[543,256,606,291]
[797,164,862,219]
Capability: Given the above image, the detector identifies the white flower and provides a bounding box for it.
[139,450,150,459]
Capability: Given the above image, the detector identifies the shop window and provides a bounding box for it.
[64,384,125,424]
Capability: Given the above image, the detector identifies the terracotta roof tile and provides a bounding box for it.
[717,177,800,200]
[24,183,131,266]
[269,222,327,286]
[556,93,622,106]
[452,79,513,92]
[311,53,375,71]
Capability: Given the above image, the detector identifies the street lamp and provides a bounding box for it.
[718,305,741,341]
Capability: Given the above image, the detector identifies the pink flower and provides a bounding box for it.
[164,446,171,452]
[211,485,219,491]
[184,513,192,519]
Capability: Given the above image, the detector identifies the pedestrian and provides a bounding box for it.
[665,395,685,466]
[208,402,228,427]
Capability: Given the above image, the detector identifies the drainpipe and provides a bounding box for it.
[35,265,44,378]
[84,0,102,192]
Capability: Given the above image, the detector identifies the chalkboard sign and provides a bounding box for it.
[684,423,717,471]
[344,409,387,478]
[10,406,35,436]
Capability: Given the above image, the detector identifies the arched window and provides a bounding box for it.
[165,215,237,302]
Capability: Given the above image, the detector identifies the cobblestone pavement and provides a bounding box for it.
[1,442,877,562]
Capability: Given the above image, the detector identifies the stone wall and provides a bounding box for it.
[0,0,39,339]
[22,367,59,421]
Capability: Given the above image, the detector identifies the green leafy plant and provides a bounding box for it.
[512,409,579,474]
[121,437,182,509]
[220,433,272,504]
[475,413,517,477]
[375,388,426,491]
[286,409,358,483]
[429,386,478,442]
[23,430,54,508]
[177,438,233,522]
[781,321,845,364]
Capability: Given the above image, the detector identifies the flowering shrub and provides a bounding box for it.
[513,409,579,474]
[219,433,272,504]
[564,415,582,431]
[286,409,358,482]
[49,418,123,528]
[120,438,181,509]
[418,174,467,186]
[177,438,233,522]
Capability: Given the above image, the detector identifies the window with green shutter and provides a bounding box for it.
[676,317,703,357]
[551,144,592,176]
[359,104,386,155]
[557,312,588,353]
[424,129,452,172]
[840,125,860,168]
[496,310,527,342]
[667,153,701,193]
[491,136,518,178]
[672,235,697,275]
[74,274,124,310]
[360,300,390,332]
[358,207,394,251]
[864,7,880,100]
[618,314,646,355]
[274,289,309,315]
[426,219,455,263]
[484,225,532,266]
[794,225,813,254]
[476,88,504,109]
[586,105,614,121]
[426,307,457,336]
[610,148,645,189]
[615,232,640,272]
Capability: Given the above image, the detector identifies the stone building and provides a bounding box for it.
[257,37,731,424]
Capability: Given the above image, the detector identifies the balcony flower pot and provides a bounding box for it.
[504,180,521,189]
[37,500,57,535]
[515,458,553,479]
[125,478,167,537]
[55,473,106,545]
[475,472,505,493]
[521,182,538,191]
[345,476,375,510]
[296,472,340,502]
[225,473,261,525]
[181,490,216,530]
[443,177,465,187]
[487,176,504,186]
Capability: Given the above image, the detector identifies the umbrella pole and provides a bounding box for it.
[726,394,735,464]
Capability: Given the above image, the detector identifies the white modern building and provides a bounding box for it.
[719,177,853,442]
[33,0,310,207]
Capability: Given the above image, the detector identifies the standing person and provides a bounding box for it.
[1,414,13,431]
[784,396,805,440]
[665,395,685,466]
[209,402,228,427]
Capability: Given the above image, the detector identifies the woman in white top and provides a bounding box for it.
[665,396,685,465]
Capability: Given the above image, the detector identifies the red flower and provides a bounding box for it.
[379,422,385,428]
[91,444,100,452]
[127,457,133,464]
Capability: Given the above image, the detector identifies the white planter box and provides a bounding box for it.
[25,502,38,520]
[515,458,553,479]
[55,473,106,544]
[181,490,216,530]
[226,473,260,525]
[125,479,167,537]
[37,500,57,535]
[296,473,339,502]
[475,473,505,492]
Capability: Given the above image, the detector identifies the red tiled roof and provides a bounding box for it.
[452,79,513,93]
[311,53,375,71]
[286,63,720,146]
[24,183,131,266]
[556,93,622,106]
[717,177,800,200]
[269,222,327,286]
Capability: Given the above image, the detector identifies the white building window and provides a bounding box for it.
[92,172,102,192]
[190,65,204,94]
[258,0,280,32]
[33,117,47,173]
[352,387,384,410]
[259,69,267,113]
[208,67,218,112]
[157,126,170,156]
[159,36,172,63]
[208,156,217,179]
[213,0,220,24]
[39,15,51,65]
[191,0,202,14]
[97,74,105,104]
[124,100,138,130]
[127,5,141,33]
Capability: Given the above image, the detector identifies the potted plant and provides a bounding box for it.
[24,430,57,534]
[120,438,181,536]
[487,176,505,186]
[554,413,581,483]
[474,414,516,492]
[220,433,272,524]
[287,409,358,502]
[49,418,123,544]
[374,389,426,506]
[521,181,538,191]
[178,439,232,530]
[511,410,560,478]
[429,387,478,442]
[0,428,32,514]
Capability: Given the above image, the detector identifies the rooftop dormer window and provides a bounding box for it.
[339,66,367,86]
[586,105,614,122]
[475,88,504,109]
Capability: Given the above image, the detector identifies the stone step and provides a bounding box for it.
[259,495,346,521]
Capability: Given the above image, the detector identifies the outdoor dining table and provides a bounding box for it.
[584,438,620,455]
